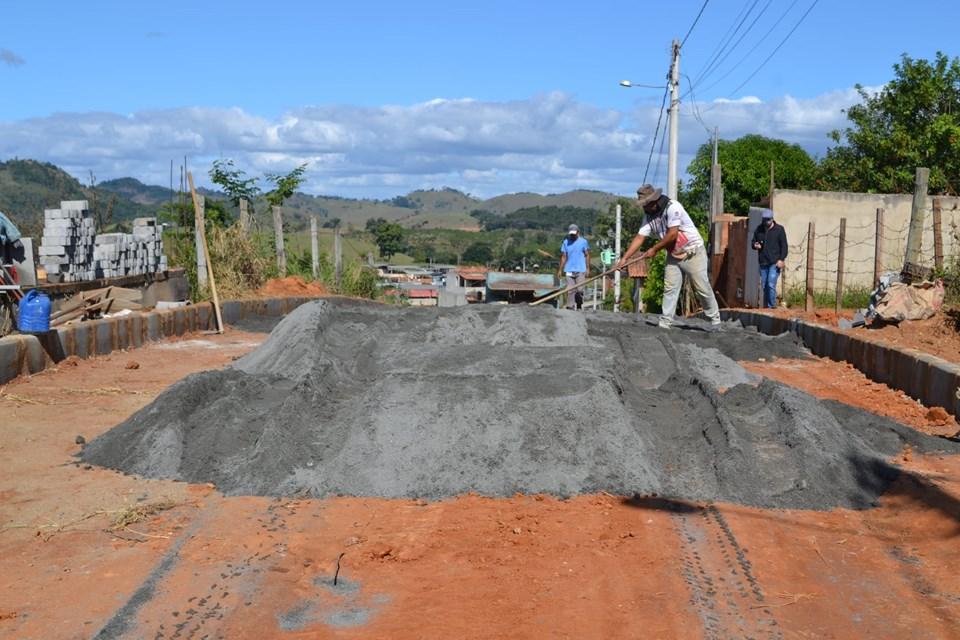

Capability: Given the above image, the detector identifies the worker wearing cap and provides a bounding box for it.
[752,209,787,309]
[557,224,590,310]
[615,184,720,328]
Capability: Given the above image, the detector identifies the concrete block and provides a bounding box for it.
[0,335,54,384]
[61,200,90,211]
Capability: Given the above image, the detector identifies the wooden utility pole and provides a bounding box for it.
[805,222,815,312]
[614,204,622,312]
[334,226,343,290]
[195,195,207,290]
[239,198,250,233]
[873,208,884,287]
[187,172,224,333]
[933,197,944,270]
[310,216,319,280]
[903,167,929,278]
[272,205,286,276]
[835,218,846,315]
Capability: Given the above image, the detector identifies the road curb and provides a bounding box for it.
[722,310,960,418]
[0,296,319,385]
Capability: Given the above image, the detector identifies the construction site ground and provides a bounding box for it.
[756,306,960,366]
[1,322,959,639]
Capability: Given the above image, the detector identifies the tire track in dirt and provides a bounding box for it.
[672,504,782,640]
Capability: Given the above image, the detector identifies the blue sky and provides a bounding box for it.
[1,0,957,197]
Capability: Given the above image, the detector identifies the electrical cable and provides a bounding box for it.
[695,0,774,90]
[642,86,670,185]
[725,0,820,98]
[694,0,802,96]
[692,0,761,89]
[680,0,711,48]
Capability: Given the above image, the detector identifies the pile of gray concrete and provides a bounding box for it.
[93,217,167,278]
[38,200,95,282]
[82,300,960,510]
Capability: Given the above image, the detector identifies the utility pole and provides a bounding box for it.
[614,203,622,312]
[667,39,681,199]
[334,226,343,291]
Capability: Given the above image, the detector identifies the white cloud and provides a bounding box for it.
[0,88,864,199]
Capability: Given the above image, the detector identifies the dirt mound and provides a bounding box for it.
[81,300,960,509]
[258,276,328,298]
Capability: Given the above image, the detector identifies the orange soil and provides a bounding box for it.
[752,307,960,365]
[258,276,328,298]
[742,357,960,438]
[1,331,959,639]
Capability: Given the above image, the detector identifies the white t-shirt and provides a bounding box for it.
[638,200,704,250]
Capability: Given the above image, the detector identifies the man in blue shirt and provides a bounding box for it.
[558,224,590,310]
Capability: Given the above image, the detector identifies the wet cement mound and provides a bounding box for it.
[81,299,960,509]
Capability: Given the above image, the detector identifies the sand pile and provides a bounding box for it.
[81,299,960,509]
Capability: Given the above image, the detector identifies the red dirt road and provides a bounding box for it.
[1,330,959,639]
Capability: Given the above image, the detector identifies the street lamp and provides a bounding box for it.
[619,80,665,89]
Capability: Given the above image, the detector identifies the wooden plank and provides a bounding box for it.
[835,218,846,315]
[873,208,884,287]
[188,172,224,334]
[933,197,944,270]
[805,222,815,313]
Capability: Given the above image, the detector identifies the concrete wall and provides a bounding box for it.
[0,296,319,385]
[773,189,960,290]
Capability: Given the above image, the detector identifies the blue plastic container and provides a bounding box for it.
[17,289,52,332]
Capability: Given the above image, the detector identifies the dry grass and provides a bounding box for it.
[205,225,272,300]
[109,498,180,532]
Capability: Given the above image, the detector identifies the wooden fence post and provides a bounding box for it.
[805,222,815,312]
[334,226,343,290]
[272,205,286,276]
[239,198,250,233]
[195,194,207,290]
[835,218,846,315]
[933,197,944,270]
[310,216,319,279]
[904,167,929,276]
[873,208,884,287]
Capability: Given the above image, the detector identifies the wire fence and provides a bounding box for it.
[781,200,960,304]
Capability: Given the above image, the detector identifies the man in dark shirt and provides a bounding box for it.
[752,209,788,309]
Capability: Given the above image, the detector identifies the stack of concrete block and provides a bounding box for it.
[38,201,95,282]
[93,217,167,278]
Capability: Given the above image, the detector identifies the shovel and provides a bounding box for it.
[529,255,646,307]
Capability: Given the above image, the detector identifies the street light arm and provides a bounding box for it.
[619,80,666,89]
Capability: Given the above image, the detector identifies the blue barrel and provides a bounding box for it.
[17,289,52,332]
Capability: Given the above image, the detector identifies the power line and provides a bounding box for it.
[642,86,670,185]
[695,0,774,90]
[695,0,802,96]
[726,0,821,98]
[680,0,711,48]
[692,0,761,88]
[653,109,670,186]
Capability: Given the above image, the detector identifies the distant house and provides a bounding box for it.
[455,267,488,303]
[407,288,439,307]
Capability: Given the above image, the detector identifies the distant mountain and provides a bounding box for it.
[0,159,152,234]
[98,177,176,205]
[0,159,621,235]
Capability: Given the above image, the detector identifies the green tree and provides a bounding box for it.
[463,242,493,265]
[686,135,818,215]
[209,159,260,206]
[372,221,406,259]
[264,163,308,207]
[820,52,960,194]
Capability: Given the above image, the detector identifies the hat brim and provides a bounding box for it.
[637,188,663,206]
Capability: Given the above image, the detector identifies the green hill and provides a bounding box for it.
[0,158,622,236]
[0,159,153,235]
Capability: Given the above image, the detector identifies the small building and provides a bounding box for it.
[407,288,439,307]
[485,271,558,305]
[455,267,488,303]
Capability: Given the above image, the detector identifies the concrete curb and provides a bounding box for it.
[0,296,320,385]
[722,310,960,418]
